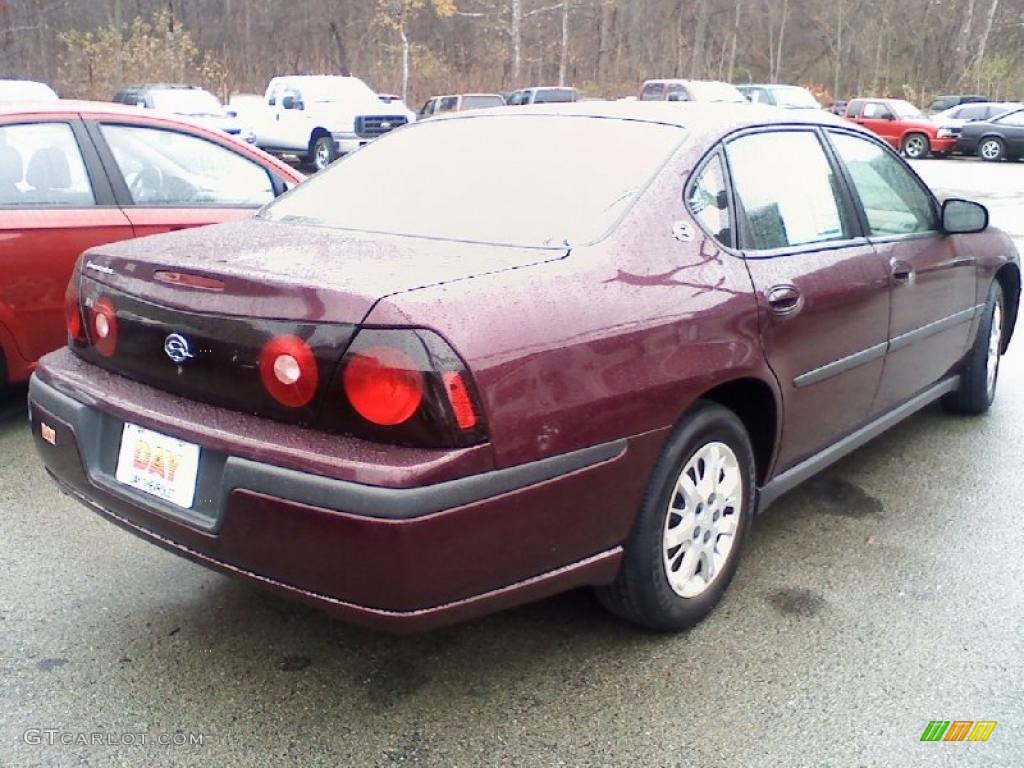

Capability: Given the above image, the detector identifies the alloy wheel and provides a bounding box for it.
[905,136,927,158]
[662,441,743,599]
[315,142,331,171]
[981,140,1002,161]
[987,302,1003,398]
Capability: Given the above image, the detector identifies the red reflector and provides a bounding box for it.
[443,371,478,429]
[259,335,319,408]
[343,346,424,426]
[64,283,83,342]
[154,271,226,292]
[89,297,118,357]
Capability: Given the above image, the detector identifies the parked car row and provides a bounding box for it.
[843,96,1024,161]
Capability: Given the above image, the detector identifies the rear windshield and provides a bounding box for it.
[771,86,820,109]
[533,88,577,103]
[263,115,685,247]
[687,82,746,103]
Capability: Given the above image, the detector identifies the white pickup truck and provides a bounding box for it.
[250,75,414,171]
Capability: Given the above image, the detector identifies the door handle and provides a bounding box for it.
[766,284,803,315]
[891,259,914,284]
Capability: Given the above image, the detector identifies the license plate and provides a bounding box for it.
[115,423,200,509]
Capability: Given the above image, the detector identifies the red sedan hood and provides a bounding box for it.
[79,219,567,324]
[901,117,939,134]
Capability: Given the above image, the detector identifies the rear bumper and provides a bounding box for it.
[29,369,658,631]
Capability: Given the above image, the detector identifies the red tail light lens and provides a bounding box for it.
[343,346,424,425]
[326,328,487,448]
[88,297,118,357]
[259,335,319,407]
[64,282,84,343]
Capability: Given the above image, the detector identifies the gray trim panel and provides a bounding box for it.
[793,304,984,387]
[794,342,888,389]
[758,376,960,511]
[888,305,982,353]
[30,375,626,527]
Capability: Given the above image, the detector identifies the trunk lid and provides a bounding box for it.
[79,218,566,325]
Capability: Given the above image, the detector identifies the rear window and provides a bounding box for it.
[461,95,505,110]
[263,115,685,247]
[533,88,577,103]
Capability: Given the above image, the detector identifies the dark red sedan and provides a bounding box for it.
[30,103,1019,632]
[0,101,302,387]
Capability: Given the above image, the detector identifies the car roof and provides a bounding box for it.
[429,100,851,134]
[0,99,168,117]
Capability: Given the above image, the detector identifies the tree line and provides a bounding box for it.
[3,0,1023,108]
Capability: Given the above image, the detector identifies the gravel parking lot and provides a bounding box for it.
[1,158,1022,768]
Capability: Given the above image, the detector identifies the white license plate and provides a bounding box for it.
[115,423,201,509]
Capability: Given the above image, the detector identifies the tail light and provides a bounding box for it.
[88,296,118,358]
[64,281,84,343]
[343,346,424,425]
[259,335,319,407]
[324,328,487,448]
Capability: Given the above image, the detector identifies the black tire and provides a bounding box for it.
[901,133,930,159]
[308,134,336,171]
[979,137,1005,162]
[596,401,756,631]
[943,281,1004,414]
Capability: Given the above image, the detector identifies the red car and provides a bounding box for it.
[30,103,1019,632]
[844,98,955,159]
[0,101,302,387]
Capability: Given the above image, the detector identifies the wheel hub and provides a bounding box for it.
[662,441,743,599]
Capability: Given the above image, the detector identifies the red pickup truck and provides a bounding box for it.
[844,98,954,159]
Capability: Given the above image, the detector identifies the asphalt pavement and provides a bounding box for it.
[0,158,1022,767]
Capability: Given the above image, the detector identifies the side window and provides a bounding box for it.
[640,83,665,101]
[687,153,731,247]
[0,122,96,207]
[996,110,1024,126]
[267,88,278,107]
[438,96,459,113]
[862,102,892,119]
[100,124,274,206]
[665,83,689,102]
[959,105,987,121]
[846,101,863,118]
[726,131,849,251]
[829,132,937,236]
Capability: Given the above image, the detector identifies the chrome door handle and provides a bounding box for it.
[766,284,803,315]
[891,259,914,284]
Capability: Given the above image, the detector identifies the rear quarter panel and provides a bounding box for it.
[366,138,777,469]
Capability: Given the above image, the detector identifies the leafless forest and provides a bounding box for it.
[3,0,1023,106]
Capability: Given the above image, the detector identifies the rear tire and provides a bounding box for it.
[979,137,1005,162]
[596,401,755,632]
[943,282,1004,414]
[901,133,930,159]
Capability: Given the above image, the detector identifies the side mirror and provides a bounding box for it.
[226,109,238,118]
[942,198,988,234]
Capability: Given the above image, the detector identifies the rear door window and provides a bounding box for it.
[726,131,849,251]
[0,122,96,207]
